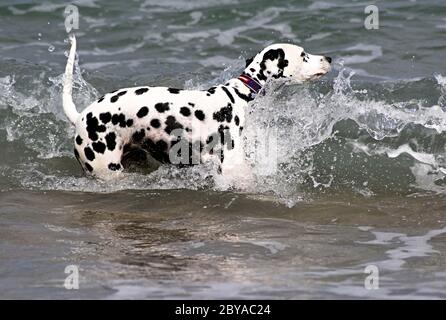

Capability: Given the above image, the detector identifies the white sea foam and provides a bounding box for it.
[306,32,332,42]
[8,0,99,15]
[340,44,383,65]
[308,1,337,10]
[140,0,239,11]
[359,227,446,271]
[172,7,296,47]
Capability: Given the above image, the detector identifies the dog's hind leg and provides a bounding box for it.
[74,143,125,180]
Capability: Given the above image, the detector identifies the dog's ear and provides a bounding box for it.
[245,56,254,67]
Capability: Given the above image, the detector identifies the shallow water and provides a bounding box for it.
[2,190,446,299]
[1,0,446,299]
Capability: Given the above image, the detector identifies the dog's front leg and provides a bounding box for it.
[217,145,254,190]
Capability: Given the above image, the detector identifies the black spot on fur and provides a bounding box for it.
[221,86,235,104]
[76,135,83,145]
[245,56,254,67]
[108,163,121,171]
[136,106,149,118]
[216,125,233,163]
[233,88,254,102]
[188,102,195,107]
[218,125,231,146]
[86,112,106,141]
[111,113,127,127]
[180,107,191,117]
[151,119,161,128]
[84,147,95,161]
[85,162,93,172]
[155,102,170,113]
[257,72,267,81]
[135,88,149,95]
[92,141,106,154]
[213,104,233,122]
[99,112,112,124]
[259,49,289,80]
[239,126,244,136]
[165,116,184,134]
[105,132,117,151]
[126,119,134,127]
[194,110,205,121]
[168,88,181,94]
[132,129,146,142]
[98,96,105,103]
[207,87,217,94]
[249,68,256,73]
[110,90,127,103]
[234,115,240,126]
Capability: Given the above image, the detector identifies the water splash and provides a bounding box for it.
[2,50,446,203]
[0,44,99,160]
[242,68,446,204]
[435,73,446,111]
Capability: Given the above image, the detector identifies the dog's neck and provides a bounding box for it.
[223,71,267,104]
[224,67,268,102]
[240,68,267,88]
[223,51,290,102]
[231,53,289,99]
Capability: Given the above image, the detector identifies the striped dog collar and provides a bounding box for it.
[238,74,262,94]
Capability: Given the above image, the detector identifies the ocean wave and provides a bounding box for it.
[1,52,446,206]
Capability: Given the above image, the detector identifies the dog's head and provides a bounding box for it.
[244,43,331,83]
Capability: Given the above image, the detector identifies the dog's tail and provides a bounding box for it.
[63,34,79,125]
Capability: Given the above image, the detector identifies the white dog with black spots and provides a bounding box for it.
[63,35,331,186]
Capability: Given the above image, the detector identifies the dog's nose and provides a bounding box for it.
[325,56,332,64]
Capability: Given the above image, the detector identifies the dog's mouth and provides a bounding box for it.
[312,71,328,79]
[312,68,330,79]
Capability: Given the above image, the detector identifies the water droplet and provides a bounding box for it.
[48,45,55,52]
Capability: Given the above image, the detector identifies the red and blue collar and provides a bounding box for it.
[238,74,262,94]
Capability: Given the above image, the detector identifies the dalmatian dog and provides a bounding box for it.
[63,35,331,186]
